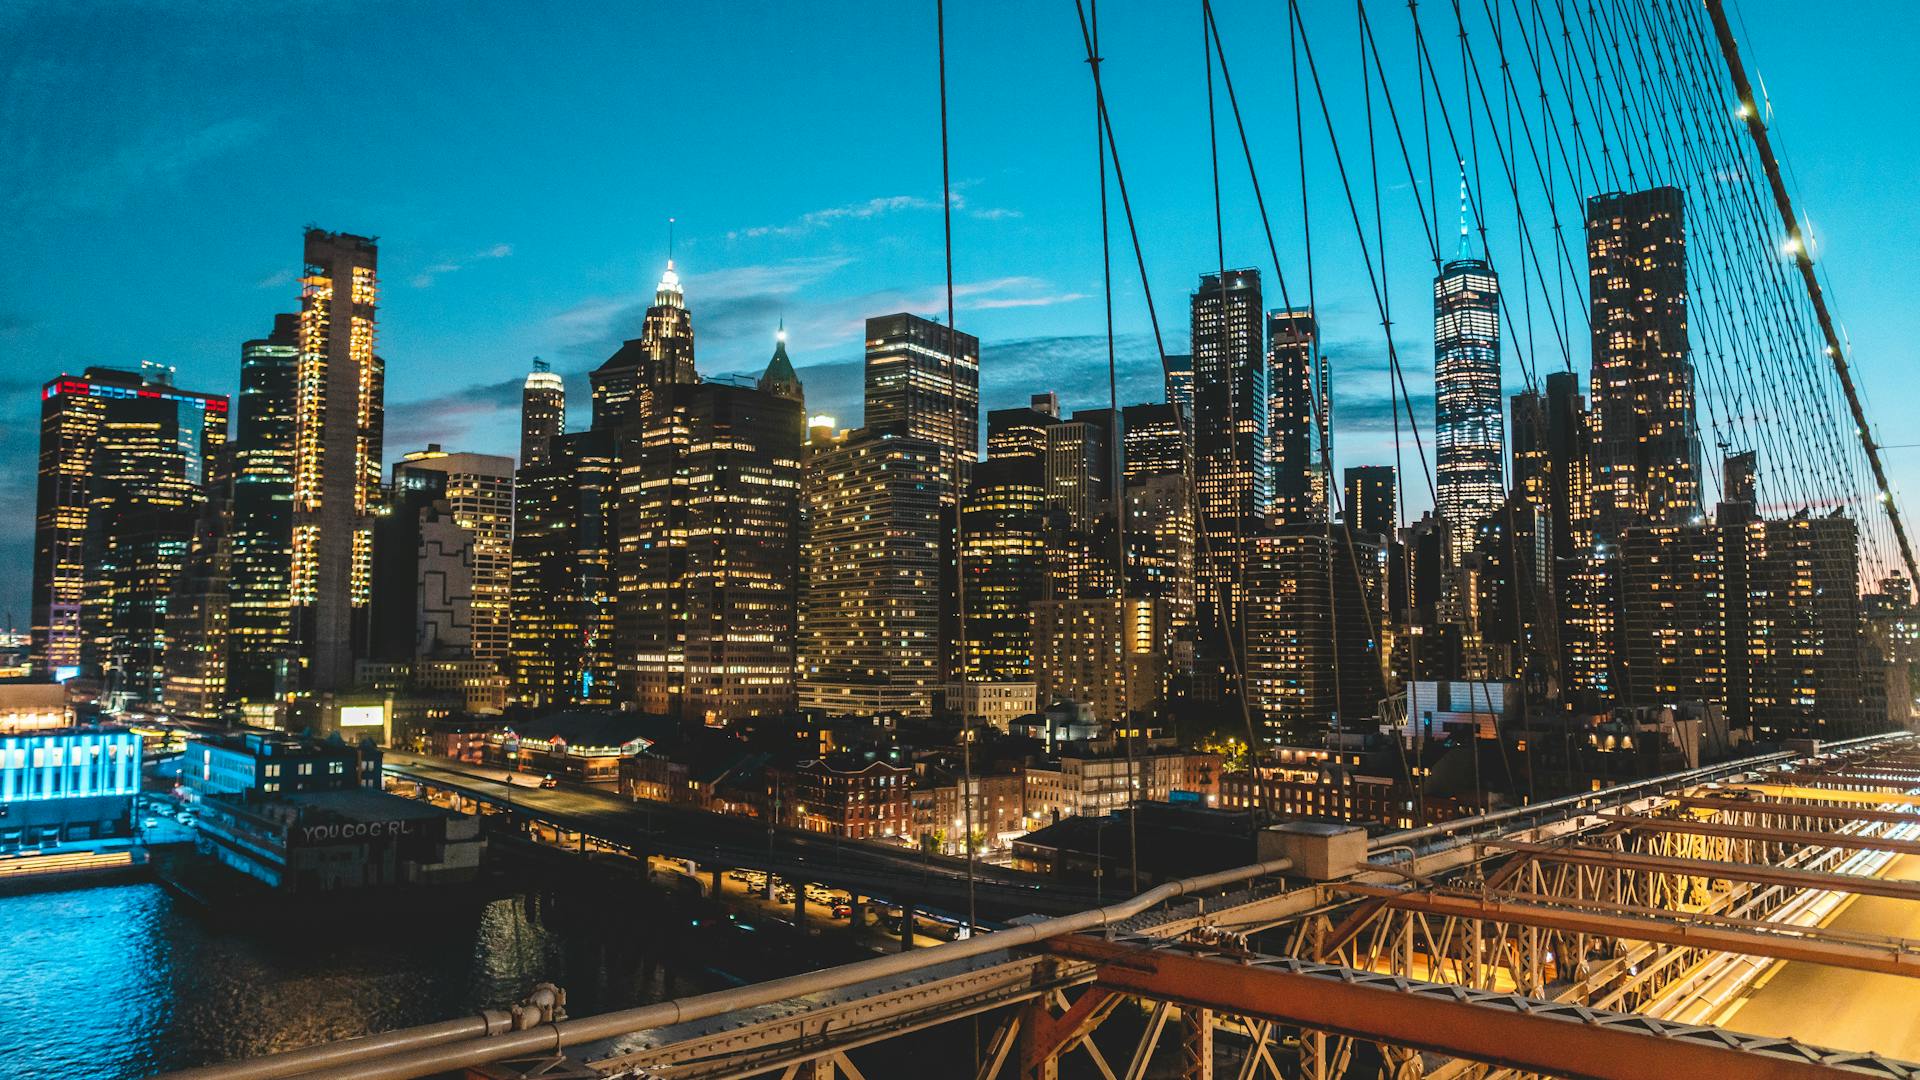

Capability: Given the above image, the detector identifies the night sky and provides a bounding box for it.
[3,0,1915,620]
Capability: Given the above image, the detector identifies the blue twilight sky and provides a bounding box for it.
[2,0,1916,621]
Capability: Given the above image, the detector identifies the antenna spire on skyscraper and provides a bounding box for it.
[1457,160,1471,260]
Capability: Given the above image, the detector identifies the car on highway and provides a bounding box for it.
[539,774,558,789]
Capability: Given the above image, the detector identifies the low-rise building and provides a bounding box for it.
[182,729,381,800]
[0,681,70,734]
[195,787,484,892]
[1022,745,1221,827]
[0,725,141,851]
[483,710,655,784]
[771,755,913,840]
[912,768,1026,852]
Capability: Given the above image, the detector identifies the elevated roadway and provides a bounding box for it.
[383,752,1099,921]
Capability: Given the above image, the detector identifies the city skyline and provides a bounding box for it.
[3,1,1914,621]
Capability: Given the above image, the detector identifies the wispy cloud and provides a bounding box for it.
[410,242,514,288]
[727,194,951,240]
[256,268,296,289]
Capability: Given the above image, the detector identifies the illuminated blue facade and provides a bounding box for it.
[0,727,141,851]
[0,728,142,802]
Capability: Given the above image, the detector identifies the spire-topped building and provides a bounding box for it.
[521,357,565,467]
[759,320,804,404]
[591,258,699,430]
[1434,167,1504,565]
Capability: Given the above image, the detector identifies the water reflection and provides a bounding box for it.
[1,882,701,1079]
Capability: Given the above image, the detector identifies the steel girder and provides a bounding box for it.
[1338,884,1920,978]
[1482,840,1920,903]
[1042,935,1920,1080]
[1667,795,1920,829]
[1598,812,1920,857]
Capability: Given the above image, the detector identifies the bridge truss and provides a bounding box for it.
[160,733,1920,1080]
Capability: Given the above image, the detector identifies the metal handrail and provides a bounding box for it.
[154,732,1913,1080]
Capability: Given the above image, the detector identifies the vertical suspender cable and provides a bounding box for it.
[933,0,977,940]
[1093,0,1140,897]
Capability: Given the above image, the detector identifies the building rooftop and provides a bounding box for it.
[505,710,665,752]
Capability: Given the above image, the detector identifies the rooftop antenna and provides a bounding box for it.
[532,356,549,373]
[1457,159,1471,260]
[667,217,676,267]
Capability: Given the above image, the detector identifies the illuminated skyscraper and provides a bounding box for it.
[162,495,230,721]
[1586,186,1698,538]
[618,380,803,724]
[863,312,979,500]
[1031,597,1166,721]
[987,393,1060,464]
[1044,409,1113,533]
[520,358,566,467]
[1266,306,1320,525]
[292,228,384,696]
[30,365,228,688]
[228,314,299,703]
[960,457,1046,687]
[758,322,806,406]
[1122,402,1186,480]
[1162,353,1195,419]
[1434,243,1504,564]
[799,430,945,717]
[393,448,515,664]
[1243,526,1384,737]
[510,429,618,707]
[1343,466,1396,540]
[591,261,698,430]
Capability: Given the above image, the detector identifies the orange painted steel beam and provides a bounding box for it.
[1733,784,1920,809]
[1044,935,1886,1079]
[1668,795,1920,829]
[1598,813,1920,857]
[1485,840,1920,903]
[1020,986,1118,1065]
[1339,885,1920,978]
[1771,771,1920,792]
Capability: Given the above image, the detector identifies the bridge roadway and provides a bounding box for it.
[383,752,1100,921]
[1715,848,1920,1058]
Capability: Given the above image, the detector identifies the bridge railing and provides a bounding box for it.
[157,733,1913,1080]
[1372,731,1911,861]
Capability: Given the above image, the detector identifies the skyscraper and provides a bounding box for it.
[758,322,805,406]
[591,261,698,430]
[1191,271,1268,538]
[1434,250,1504,563]
[1044,409,1113,532]
[31,365,228,684]
[1587,186,1698,538]
[228,314,299,704]
[292,228,384,697]
[1162,353,1195,419]
[520,358,566,467]
[987,393,1061,464]
[1343,465,1397,540]
[618,379,803,724]
[799,431,945,717]
[510,429,618,707]
[162,494,230,721]
[960,457,1046,685]
[1243,526,1384,736]
[393,448,515,664]
[863,312,979,499]
[1266,306,1320,525]
[1122,402,1187,480]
